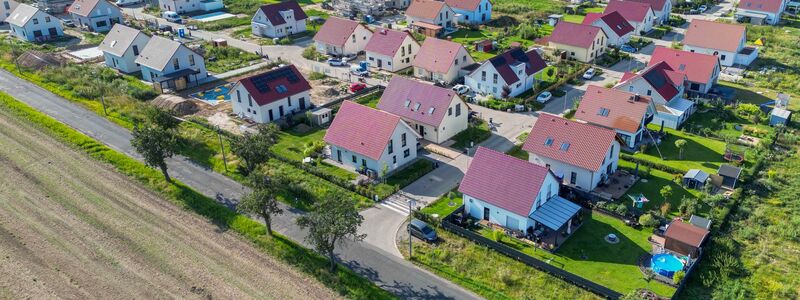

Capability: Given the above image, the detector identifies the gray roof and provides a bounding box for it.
[771,107,791,119]
[6,4,41,27]
[667,97,694,112]
[529,196,582,230]
[99,24,147,57]
[134,36,183,71]
[689,215,712,230]
[717,164,742,179]
[683,169,709,182]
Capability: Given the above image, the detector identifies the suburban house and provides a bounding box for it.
[324,100,420,174]
[98,24,151,74]
[736,0,786,25]
[682,20,758,67]
[444,0,492,25]
[650,46,721,95]
[575,86,657,149]
[1,0,20,23]
[523,113,620,191]
[548,21,607,63]
[6,4,63,42]
[604,0,655,34]
[405,0,455,37]
[377,76,468,144]
[412,37,474,84]
[364,28,420,72]
[616,61,694,129]
[460,147,582,236]
[135,36,207,89]
[230,65,311,123]
[157,0,223,14]
[581,11,635,47]
[664,220,709,257]
[313,16,373,56]
[464,47,548,99]
[627,0,672,24]
[67,0,122,32]
[251,1,308,39]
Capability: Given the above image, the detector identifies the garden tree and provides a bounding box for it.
[230,123,279,175]
[501,85,511,98]
[131,123,177,182]
[659,202,671,217]
[639,213,660,227]
[380,162,389,183]
[296,193,365,271]
[145,106,180,130]
[238,170,284,236]
[678,197,699,217]
[675,139,687,159]
[660,185,673,202]
[737,103,760,116]
[702,194,726,208]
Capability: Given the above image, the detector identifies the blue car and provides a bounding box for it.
[620,45,637,53]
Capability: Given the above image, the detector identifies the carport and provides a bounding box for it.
[735,11,768,25]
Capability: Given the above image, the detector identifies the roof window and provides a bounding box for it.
[560,142,570,152]
[544,137,554,146]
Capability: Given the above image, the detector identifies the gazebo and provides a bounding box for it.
[528,196,583,248]
[717,164,742,190]
[682,169,709,190]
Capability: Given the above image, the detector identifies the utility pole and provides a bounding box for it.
[408,199,416,258]
[217,126,229,173]
[96,77,108,115]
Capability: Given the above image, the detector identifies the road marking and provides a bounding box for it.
[379,197,411,216]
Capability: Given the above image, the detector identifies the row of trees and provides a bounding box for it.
[130,109,365,270]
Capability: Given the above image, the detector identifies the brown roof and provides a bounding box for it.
[313,17,367,47]
[664,220,709,247]
[549,21,603,48]
[576,86,652,133]
[406,0,448,20]
[412,37,465,73]
[522,113,617,171]
[738,0,784,13]
[683,20,746,53]
[68,0,109,17]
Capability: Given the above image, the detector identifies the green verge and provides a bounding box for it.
[0,92,395,300]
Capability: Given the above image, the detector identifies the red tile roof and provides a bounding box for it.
[412,37,465,73]
[738,0,783,13]
[605,0,653,23]
[576,86,651,133]
[683,20,745,53]
[486,48,547,85]
[581,12,603,25]
[444,0,482,11]
[237,65,311,107]
[258,1,307,26]
[549,21,603,48]
[406,0,447,20]
[459,147,551,217]
[650,46,719,85]
[522,114,617,171]
[627,0,668,11]
[665,220,709,247]
[68,0,109,17]
[365,28,415,57]
[313,17,367,47]
[585,11,635,37]
[619,61,684,100]
[377,76,458,127]
[323,101,403,160]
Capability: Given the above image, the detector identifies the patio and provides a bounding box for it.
[593,169,639,200]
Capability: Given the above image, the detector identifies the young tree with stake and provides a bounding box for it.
[238,170,284,236]
[296,193,366,271]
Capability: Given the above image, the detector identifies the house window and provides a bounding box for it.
[32,18,38,25]
[393,156,397,164]
[279,105,284,116]
[362,159,367,167]
[287,97,292,107]
[448,107,452,116]
[462,55,466,63]
[248,96,252,107]
[609,144,614,159]
[646,90,652,96]
[455,103,461,117]
[493,74,498,84]
[401,133,407,147]
[570,172,577,185]
[45,16,50,22]
[388,139,394,154]
[189,55,195,66]
[352,155,357,163]
[481,71,486,81]
[403,149,410,158]
[720,54,726,61]
[236,90,241,102]
[132,45,139,56]
[173,58,180,69]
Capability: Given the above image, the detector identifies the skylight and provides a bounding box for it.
[544,137,554,146]
[427,107,435,114]
[404,100,411,107]
[598,107,609,116]
[560,142,570,152]
[679,64,686,71]
[414,102,421,111]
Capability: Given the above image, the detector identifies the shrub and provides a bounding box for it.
[639,213,660,227]
[673,270,686,283]
[308,72,327,80]
[492,229,504,242]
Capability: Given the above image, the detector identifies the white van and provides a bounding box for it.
[161,11,182,23]
[114,0,141,6]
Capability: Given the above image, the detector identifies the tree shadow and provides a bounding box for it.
[344,259,458,299]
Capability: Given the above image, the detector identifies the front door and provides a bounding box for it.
[483,207,490,221]
[48,28,58,36]
[418,125,424,137]
[299,97,306,110]
[377,59,382,68]
[337,150,342,162]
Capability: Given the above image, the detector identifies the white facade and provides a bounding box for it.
[528,141,620,191]
[406,4,455,29]
[8,7,63,42]
[231,85,311,123]
[365,35,419,72]
[629,9,656,34]
[617,76,683,105]
[682,31,758,67]
[71,1,123,32]
[1,0,19,23]
[330,122,419,174]
[591,19,633,47]
[450,0,491,24]
[158,0,222,14]
[464,173,560,232]
[251,9,307,38]
[314,24,372,56]
[402,96,468,144]
[139,45,207,83]
[464,59,543,99]
[413,47,473,84]
[102,33,150,73]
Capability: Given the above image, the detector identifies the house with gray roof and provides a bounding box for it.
[6,4,63,42]
[99,24,150,74]
[67,0,122,32]
[1,0,20,23]
[135,36,207,90]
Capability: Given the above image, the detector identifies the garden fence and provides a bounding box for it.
[319,85,384,110]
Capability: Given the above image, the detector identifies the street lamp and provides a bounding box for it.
[407,198,417,258]
[217,126,229,173]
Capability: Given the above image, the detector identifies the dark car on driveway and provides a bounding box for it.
[408,219,437,242]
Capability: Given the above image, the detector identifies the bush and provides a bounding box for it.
[673,270,686,283]
[308,72,327,80]
[302,46,326,61]
[639,213,660,227]
[492,229,504,242]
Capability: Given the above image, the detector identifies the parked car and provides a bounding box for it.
[115,0,142,6]
[698,5,708,12]
[620,44,637,53]
[452,84,471,95]
[536,91,553,104]
[582,68,596,80]
[327,58,346,66]
[350,65,369,77]
[349,82,367,93]
[408,219,437,242]
[162,11,182,23]
[62,19,75,27]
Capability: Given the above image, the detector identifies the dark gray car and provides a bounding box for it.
[408,219,437,242]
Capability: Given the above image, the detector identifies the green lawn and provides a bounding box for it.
[505,145,529,160]
[563,14,585,24]
[204,42,262,73]
[632,126,729,174]
[618,160,704,217]
[386,159,434,188]
[451,120,492,149]
[449,29,534,62]
[354,91,383,108]
[421,191,463,217]
[682,108,774,141]
[493,0,568,17]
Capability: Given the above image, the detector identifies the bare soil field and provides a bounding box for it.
[0,109,342,300]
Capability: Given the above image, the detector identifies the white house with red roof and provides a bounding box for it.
[412,37,474,84]
[445,0,491,24]
[616,62,695,129]
[377,76,468,144]
[627,0,672,24]
[460,147,582,234]
[324,101,420,174]
[604,0,655,34]
[405,0,455,35]
[464,47,548,99]
[682,20,757,67]
[67,0,122,32]
[650,46,721,95]
[523,113,620,191]
[548,22,607,63]
[251,1,308,38]
[576,86,657,149]
[313,16,373,56]
[581,11,635,47]
[736,0,786,25]
[365,28,419,72]
[230,65,312,123]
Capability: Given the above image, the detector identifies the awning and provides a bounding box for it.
[529,196,582,230]
[154,68,201,82]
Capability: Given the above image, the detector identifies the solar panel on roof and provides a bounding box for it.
[248,66,302,94]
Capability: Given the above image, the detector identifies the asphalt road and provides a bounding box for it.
[0,69,479,299]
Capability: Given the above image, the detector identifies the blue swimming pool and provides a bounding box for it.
[192,11,234,21]
[191,84,231,105]
[651,253,684,277]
